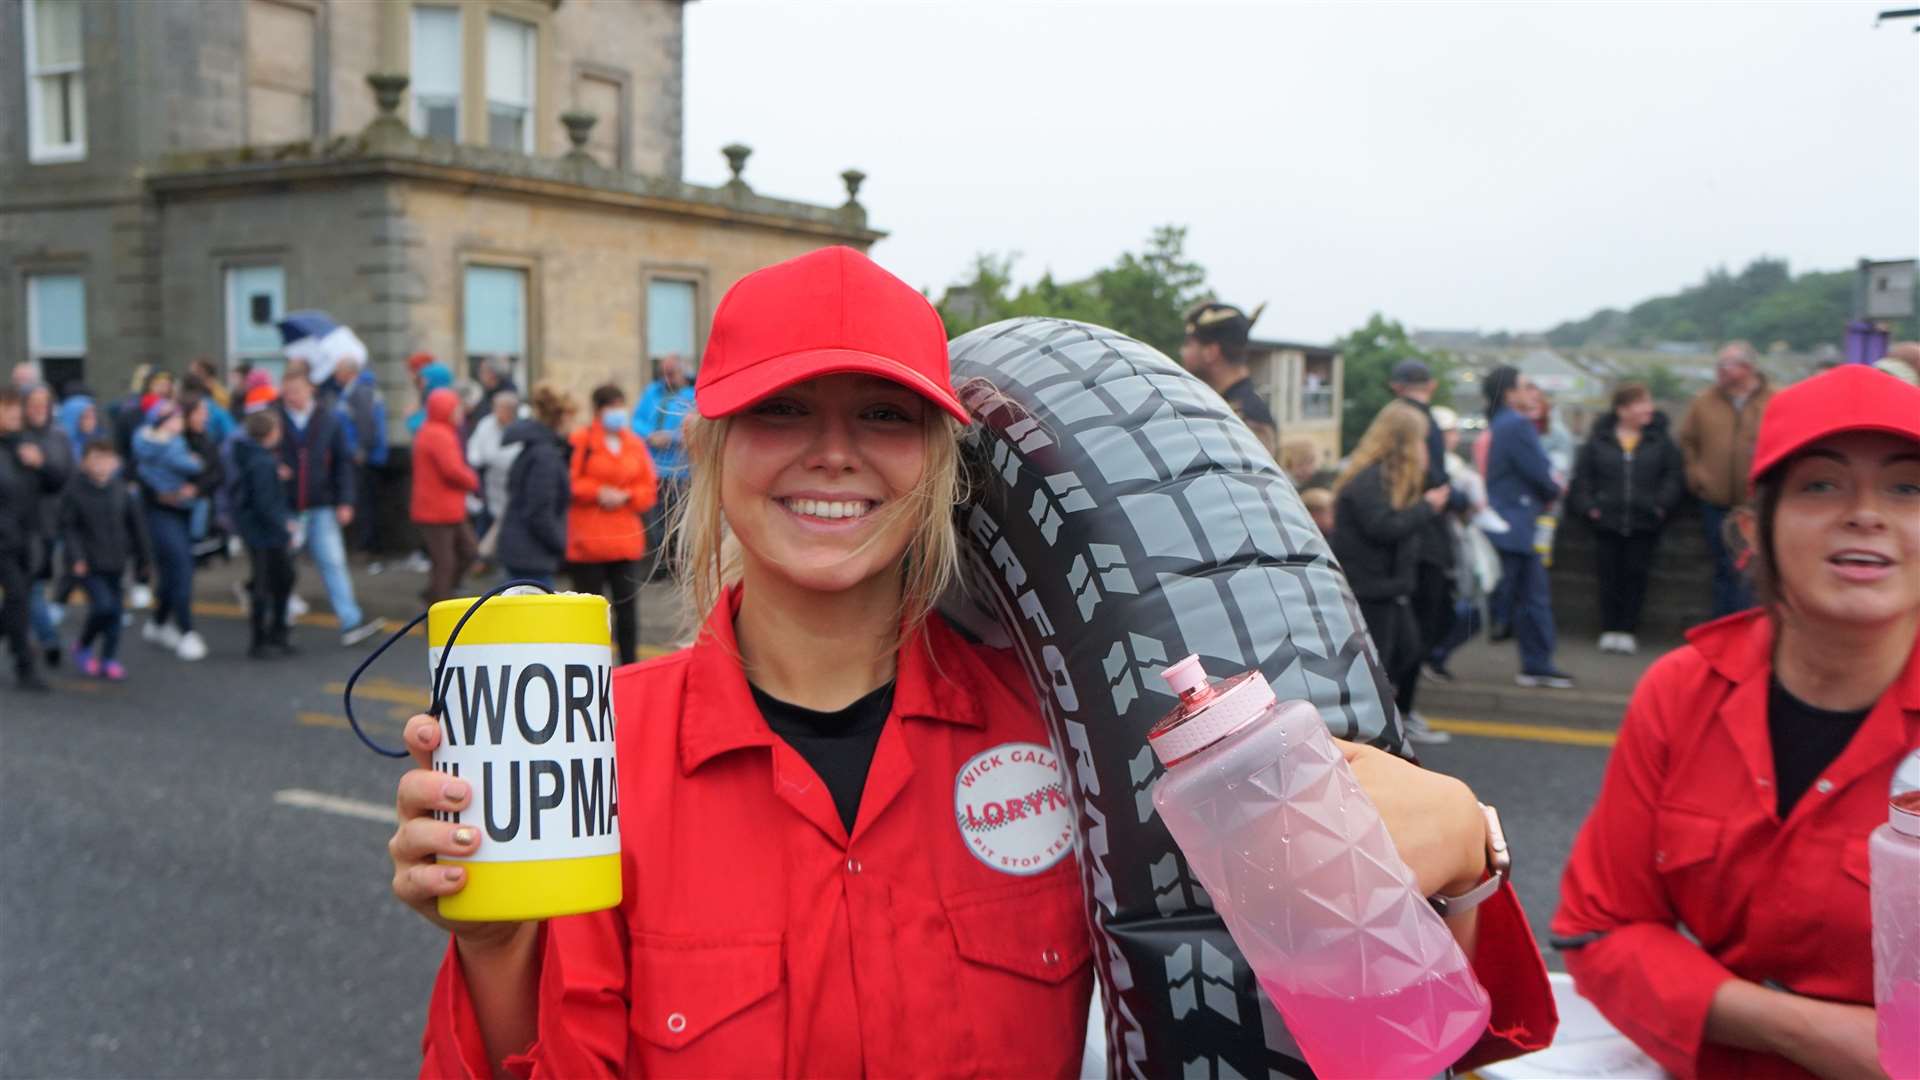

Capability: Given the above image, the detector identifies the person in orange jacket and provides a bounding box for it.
[384,247,1553,1078]
[565,383,657,664]
[1554,364,1920,1080]
[410,387,480,604]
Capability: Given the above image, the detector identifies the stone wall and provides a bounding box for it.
[547,0,684,178]
[1548,499,1719,644]
[144,162,872,442]
[325,0,380,138]
[0,201,146,393]
[400,179,861,406]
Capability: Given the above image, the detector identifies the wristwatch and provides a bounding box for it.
[1428,803,1510,917]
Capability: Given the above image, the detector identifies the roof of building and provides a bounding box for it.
[1249,336,1337,358]
[1516,348,1590,379]
[146,113,880,245]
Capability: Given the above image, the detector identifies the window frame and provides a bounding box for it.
[223,262,289,380]
[1301,352,1338,421]
[572,62,630,170]
[23,0,87,164]
[243,0,325,145]
[410,4,464,142]
[484,13,536,154]
[460,257,536,391]
[639,265,709,384]
[24,270,87,389]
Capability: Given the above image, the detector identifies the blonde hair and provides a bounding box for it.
[667,406,969,654]
[1335,402,1429,510]
[529,380,576,430]
[1279,436,1321,476]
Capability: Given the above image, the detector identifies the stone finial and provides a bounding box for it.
[561,110,597,163]
[364,73,413,146]
[368,73,409,120]
[722,143,752,187]
[840,168,868,227]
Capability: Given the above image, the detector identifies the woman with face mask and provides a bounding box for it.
[564,384,658,664]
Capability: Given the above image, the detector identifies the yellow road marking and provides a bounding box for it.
[326,679,427,707]
[297,711,350,730]
[48,677,104,694]
[274,788,392,825]
[191,601,424,636]
[1424,717,1618,748]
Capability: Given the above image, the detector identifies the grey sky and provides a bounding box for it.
[685,1,1919,344]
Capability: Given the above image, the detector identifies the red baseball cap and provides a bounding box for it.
[1750,363,1920,486]
[695,246,969,425]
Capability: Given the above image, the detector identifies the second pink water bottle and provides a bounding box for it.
[1148,654,1491,1079]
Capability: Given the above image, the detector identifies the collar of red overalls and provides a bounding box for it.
[1687,608,1920,712]
[676,585,986,775]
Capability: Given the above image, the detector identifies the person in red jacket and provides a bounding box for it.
[566,383,657,664]
[1554,363,1920,1080]
[384,246,1553,1078]
[410,387,480,604]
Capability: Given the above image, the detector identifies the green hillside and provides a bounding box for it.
[1543,257,1914,351]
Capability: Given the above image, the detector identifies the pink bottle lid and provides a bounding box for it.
[1148,654,1277,766]
[1891,791,1920,838]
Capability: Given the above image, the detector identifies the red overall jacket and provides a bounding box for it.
[1554,611,1920,1078]
[422,591,1094,1077]
[421,590,1558,1077]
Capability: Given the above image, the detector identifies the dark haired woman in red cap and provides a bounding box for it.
[385,247,1551,1077]
[1555,364,1920,1079]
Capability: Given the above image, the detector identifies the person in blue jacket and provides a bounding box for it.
[328,356,389,555]
[404,363,454,437]
[230,410,298,658]
[631,352,694,578]
[1482,365,1574,688]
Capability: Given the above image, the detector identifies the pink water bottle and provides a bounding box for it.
[1871,781,1920,1080]
[1148,655,1491,1079]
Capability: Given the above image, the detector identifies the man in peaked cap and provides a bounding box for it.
[1180,300,1277,456]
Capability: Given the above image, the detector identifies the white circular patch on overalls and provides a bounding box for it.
[953,742,1074,875]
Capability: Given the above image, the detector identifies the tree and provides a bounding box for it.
[1625,362,1687,406]
[1543,256,1911,351]
[934,226,1209,358]
[1089,225,1209,358]
[1332,314,1454,454]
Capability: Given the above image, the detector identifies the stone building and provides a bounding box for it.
[1246,337,1343,466]
[1,0,878,414]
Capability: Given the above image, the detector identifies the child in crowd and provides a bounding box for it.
[1302,486,1335,536]
[230,411,297,658]
[58,439,144,680]
[132,400,207,661]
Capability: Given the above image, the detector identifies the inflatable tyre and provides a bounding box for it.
[943,317,1403,1079]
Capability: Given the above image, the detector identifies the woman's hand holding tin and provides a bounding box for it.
[390,712,530,950]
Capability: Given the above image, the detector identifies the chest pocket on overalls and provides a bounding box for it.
[629,931,785,1078]
[1653,806,1727,939]
[939,875,1092,1074]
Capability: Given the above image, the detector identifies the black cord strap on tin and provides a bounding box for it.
[341,579,557,758]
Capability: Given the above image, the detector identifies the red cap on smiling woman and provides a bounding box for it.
[694,246,971,425]
[1750,364,1920,488]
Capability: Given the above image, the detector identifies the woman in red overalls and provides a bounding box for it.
[387,246,1551,1078]
[1555,364,1920,1079]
